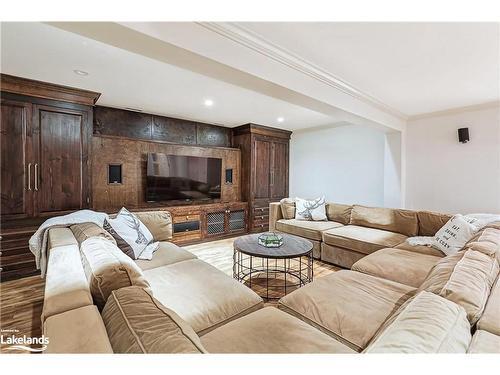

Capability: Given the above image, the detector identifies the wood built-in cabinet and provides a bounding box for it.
[167,202,248,245]
[1,96,93,223]
[0,74,100,280]
[233,124,291,233]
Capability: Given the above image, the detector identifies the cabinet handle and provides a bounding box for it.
[27,163,32,191]
[34,163,39,191]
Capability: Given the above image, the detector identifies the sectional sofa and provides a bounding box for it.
[41,207,500,353]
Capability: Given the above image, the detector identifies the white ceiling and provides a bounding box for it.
[240,22,500,116]
[1,22,499,131]
[0,22,334,130]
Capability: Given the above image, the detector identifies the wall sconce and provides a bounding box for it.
[458,128,470,143]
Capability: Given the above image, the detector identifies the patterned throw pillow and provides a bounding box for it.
[104,207,159,260]
[433,214,479,255]
[295,197,327,221]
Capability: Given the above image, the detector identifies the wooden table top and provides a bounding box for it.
[233,233,313,259]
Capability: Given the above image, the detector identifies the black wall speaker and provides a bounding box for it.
[108,164,122,184]
[458,128,470,143]
[225,168,233,184]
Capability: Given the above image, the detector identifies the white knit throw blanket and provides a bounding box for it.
[29,209,108,276]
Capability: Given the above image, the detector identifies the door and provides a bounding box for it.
[253,139,271,199]
[33,104,90,216]
[0,99,33,220]
[270,141,288,199]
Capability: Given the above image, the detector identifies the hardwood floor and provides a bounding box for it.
[0,236,339,353]
[0,274,45,353]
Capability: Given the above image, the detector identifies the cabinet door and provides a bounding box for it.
[270,141,289,199]
[33,104,91,216]
[252,139,271,199]
[1,100,33,220]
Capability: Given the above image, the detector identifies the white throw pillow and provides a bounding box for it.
[433,214,479,255]
[295,197,327,221]
[104,207,159,260]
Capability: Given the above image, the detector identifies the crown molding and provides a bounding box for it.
[408,101,500,121]
[197,22,408,121]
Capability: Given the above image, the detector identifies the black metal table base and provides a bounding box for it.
[233,250,313,300]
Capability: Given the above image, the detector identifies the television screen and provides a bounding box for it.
[146,153,222,202]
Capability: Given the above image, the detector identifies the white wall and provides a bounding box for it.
[405,106,500,214]
[384,132,403,208]
[290,124,386,206]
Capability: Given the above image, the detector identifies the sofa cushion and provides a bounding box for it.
[417,210,452,236]
[325,203,352,225]
[468,330,500,353]
[48,227,78,249]
[80,237,151,310]
[144,259,264,335]
[44,305,113,354]
[395,241,444,257]
[352,248,441,288]
[201,307,355,353]
[321,243,366,268]
[102,286,206,354]
[276,219,343,241]
[364,291,470,353]
[419,249,499,324]
[322,225,407,255]
[70,222,116,246]
[278,270,415,351]
[135,241,196,271]
[134,211,173,241]
[477,275,500,336]
[42,240,93,322]
[466,227,500,262]
[349,205,419,237]
[279,198,296,220]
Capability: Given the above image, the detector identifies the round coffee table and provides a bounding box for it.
[233,233,314,300]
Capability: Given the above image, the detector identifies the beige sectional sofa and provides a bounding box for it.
[41,207,500,353]
[270,200,500,353]
[270,201,448,268]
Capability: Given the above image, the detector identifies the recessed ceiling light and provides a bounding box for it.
[73,69,89,76]
[204,99,214,107]
[277,117,285,123]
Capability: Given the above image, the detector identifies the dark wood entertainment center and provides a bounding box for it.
[0,74,291,281]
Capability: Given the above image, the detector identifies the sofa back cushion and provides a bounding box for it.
[419,249,499,324]
[349,205,419,237]
[134,211,173,241]
[70,222,117,246]
[80,237,150,310]
[325,203,352,225]
[102,286,206,354]
[279,198,296,220]
[417,210,452,236]
[365,291,471,353]
[465,226,500,262]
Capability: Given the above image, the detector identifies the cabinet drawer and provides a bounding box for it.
[173,214,201,223]
[253,206,269,215]
[173,221,200,233]
[172,230,202,243]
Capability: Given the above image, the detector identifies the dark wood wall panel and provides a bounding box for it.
[94,106,232,147]
[92,136,241,212]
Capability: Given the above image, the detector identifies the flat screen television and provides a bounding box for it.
[146,153,222,202]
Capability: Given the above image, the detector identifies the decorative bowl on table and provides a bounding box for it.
[258,232,284,248]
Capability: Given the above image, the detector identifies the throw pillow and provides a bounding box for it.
[433,214,479,255]
[104,207,159,260]
[295,197,327,221]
